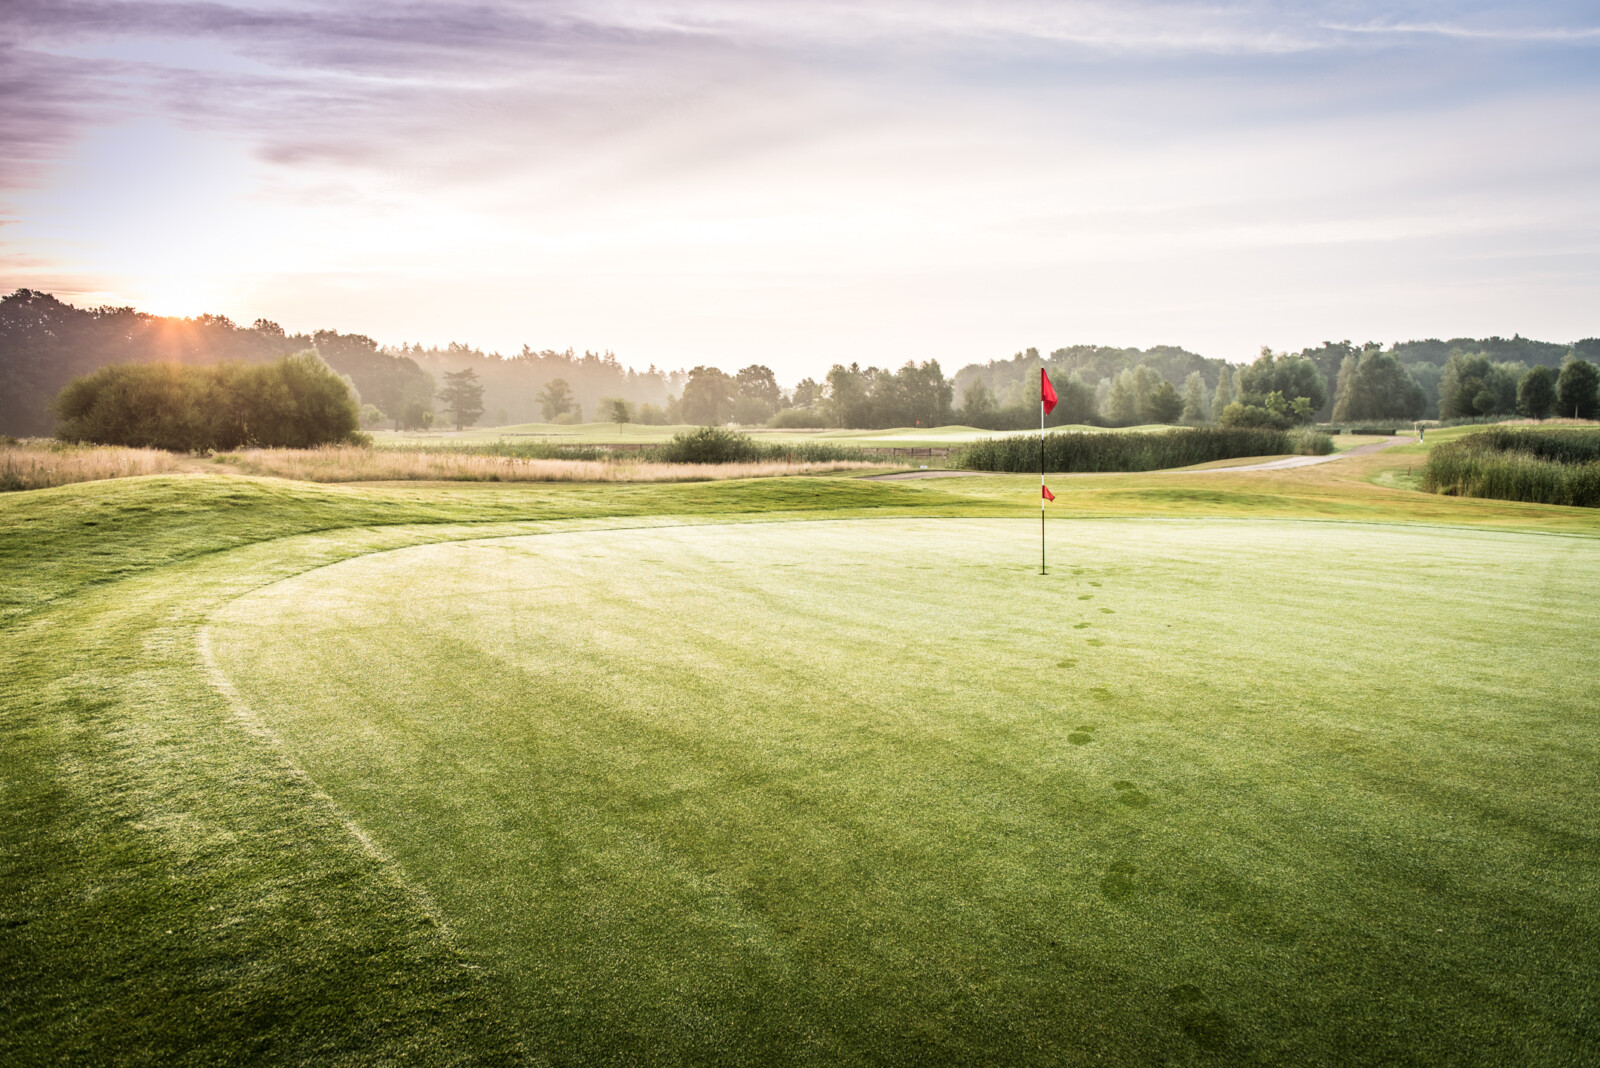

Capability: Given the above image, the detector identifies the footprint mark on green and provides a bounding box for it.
[1113,780,1151,808]
[1100,860,1136,901]
[1167,985,1231,1050]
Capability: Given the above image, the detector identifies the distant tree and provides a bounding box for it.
[607,398,631,423]
[1106,371,1137,424]
[1516,366,1555,420]
[1331,354,1358,420]
[314,330,434,431]
[359,403,385,429]
[1181,371,1209,424]
[538,378,575,421]
[1330,351,1427,422]
[635,402,669,425]
[1131,366,1154,422]
[824,363,872,428]
[1146,379,1184,424]
[1555,357,1599,419]
[399,399,430,430]
[1210,367,1234,416]
[1218,401,1282,429]
[438,367,485,430]
[1234,348,1326,426]
[889,360,955,427]
[1438,353,1518,419]
[734,365,781,423]
[681,366,737,424]
[1235,346,1324,422]
[790,378,824,410]
[961,379,997,423]
[494,406,508,426]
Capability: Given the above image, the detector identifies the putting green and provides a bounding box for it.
[207,518,1600,1065]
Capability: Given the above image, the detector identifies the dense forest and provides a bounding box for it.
[0,291,679,436]
[3,289,1596,435]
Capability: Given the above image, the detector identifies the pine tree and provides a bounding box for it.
[438,368,486,430]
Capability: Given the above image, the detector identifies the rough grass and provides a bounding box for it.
[212,445,885,483]
[206,518,1600,1066]
[0,439,177,491]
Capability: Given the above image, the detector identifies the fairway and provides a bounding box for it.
[206,517,1600,1065]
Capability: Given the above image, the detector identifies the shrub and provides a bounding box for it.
[768,407,828,429]
[649,426,867,465]
[953,427,1292,472]
[1218,401,1290,430]
[1422,428,1600,507]
[655,426,762,464]
[53,352,360,451]
[1289,428,1334,455]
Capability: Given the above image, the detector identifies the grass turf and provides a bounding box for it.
[201,518,1600,1066]
[3,462,1599,1064]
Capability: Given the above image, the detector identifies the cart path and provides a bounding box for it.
[864,435,1411,479]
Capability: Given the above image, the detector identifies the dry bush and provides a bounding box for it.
[214,445,886,483]
[1,439,179,491]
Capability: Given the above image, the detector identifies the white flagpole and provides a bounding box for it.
[1040,371,1046,575]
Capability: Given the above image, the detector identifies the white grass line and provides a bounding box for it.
[195,624,461,936]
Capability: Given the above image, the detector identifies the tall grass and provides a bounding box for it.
[1288,428,1335,456]
[1423,428,1600,507]
[954,427,1293,472]
[212,446,884,483]
[373,428,869,465]
[1,439,178,491]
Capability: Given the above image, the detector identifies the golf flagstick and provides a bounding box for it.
[1040,367,1057,574]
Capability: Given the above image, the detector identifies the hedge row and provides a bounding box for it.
[953,427,1293,472]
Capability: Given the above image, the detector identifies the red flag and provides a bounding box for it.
[1042,484,1055,501]
[1041,368,1057,415]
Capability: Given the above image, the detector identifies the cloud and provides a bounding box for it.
[1,2,1596,369]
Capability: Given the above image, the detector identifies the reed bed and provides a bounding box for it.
[1,439,178,491]
[213,445,887,483]
[1423,428,1600,507]
[955,426,1296,472]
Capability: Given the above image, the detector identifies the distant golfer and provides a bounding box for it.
[1418,426,1425,443]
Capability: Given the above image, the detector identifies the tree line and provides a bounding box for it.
[7,289,1599,436]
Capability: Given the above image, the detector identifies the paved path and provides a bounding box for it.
[864,436,1411,480]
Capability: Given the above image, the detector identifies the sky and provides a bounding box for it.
[2,1,1598,379]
